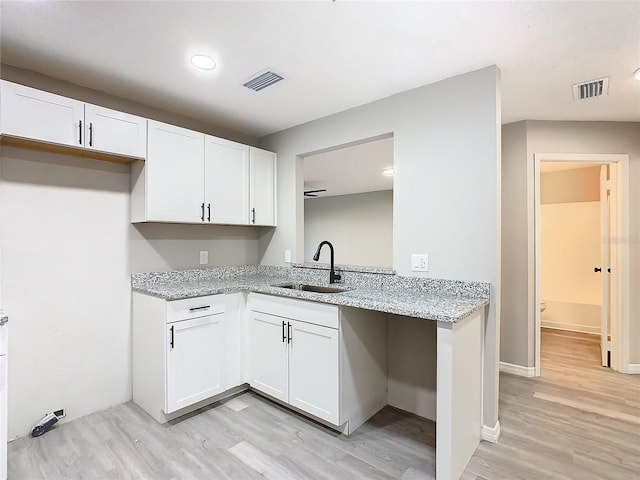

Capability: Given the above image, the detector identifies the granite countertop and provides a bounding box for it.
[132,266,489,323]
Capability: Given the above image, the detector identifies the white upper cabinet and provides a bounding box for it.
[84,104,147,158]
[132,123,276,226]
[1,80,84,148]
[0,80,147,160]
[249,147,276,226]
[141,120,205,223]
[204,136,250,225]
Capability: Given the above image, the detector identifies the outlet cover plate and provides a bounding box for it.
[199,250,209,265]
[411,254,429,272]
[284,250,292,263]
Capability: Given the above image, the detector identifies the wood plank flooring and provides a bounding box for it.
[8,328,640,479]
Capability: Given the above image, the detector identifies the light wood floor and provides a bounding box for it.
[8,328,640,479]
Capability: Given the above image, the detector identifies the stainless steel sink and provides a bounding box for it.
[272,283,350,294]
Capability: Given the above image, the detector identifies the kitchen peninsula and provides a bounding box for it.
[132,264,490,480]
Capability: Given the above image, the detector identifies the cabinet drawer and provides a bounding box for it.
[166,294,225,323]
[249,293,339,329]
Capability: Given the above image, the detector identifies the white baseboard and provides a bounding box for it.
[541,322,599,336]
[481,421,500,443]
[500,361,536,377]
[627,364,640,374]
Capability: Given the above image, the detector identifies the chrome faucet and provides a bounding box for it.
[313,240,341,284]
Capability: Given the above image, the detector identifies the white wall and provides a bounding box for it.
[1,148,131,439]
[541,202,601,334]
[0,146,260,439]
[260,66,501,429]
[304,190,392,268]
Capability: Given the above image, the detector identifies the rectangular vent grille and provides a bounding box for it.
[243,70,284,91]
[572,77,609,100]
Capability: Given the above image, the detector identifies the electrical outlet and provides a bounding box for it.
[411,254,429,272]
[284,250,291,263]
[199,250,209,265]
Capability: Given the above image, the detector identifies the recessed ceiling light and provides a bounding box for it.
[382,168,394,177]
[634,68,640,80]
[191,55,216,70]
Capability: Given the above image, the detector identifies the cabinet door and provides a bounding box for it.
[166,314,225,413]
[204,136,249,224]
[146,120,205,223]
[249,148,276,226]
[84,104,147,158]
[0,80,84,148]
[288,320,339,424]
[248,311,288,402]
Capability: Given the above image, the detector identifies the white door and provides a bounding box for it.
[166,314,226,413]
[0,80,84,148]
[249,148,276,226]
[288,320,339,425]
[248,311,288,402]
[146,120,205,223]
[84,104,147,158]
[599,166,610,367]
[204,136,249,224]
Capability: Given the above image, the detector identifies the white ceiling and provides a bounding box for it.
[304,137,394,198]
[1,1,638,140]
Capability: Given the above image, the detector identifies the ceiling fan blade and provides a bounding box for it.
[304,188,327,196]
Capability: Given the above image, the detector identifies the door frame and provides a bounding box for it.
[533,153,630,376]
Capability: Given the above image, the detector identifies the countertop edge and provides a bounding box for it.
[132,282,488,323]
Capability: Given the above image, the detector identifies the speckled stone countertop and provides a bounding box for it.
[132,265,490,323]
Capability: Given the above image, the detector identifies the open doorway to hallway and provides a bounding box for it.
[539,161,607,372]
[534,153,631,376]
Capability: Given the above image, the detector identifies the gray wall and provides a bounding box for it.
[259,66,501,428]
[304,190,393,268]
[500,121,530,367]
[501,120,640,367]
[0,69,261,438]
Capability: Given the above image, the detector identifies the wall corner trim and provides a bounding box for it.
[499,361,536,377]
[481,420,501,443]
[626,364,640,374]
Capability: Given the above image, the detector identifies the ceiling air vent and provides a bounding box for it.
[572,77,609,100]
[243,70,284,92]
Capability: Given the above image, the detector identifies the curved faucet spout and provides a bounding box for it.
[313,241,341,284]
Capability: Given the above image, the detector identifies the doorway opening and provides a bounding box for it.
[534,153,630,376]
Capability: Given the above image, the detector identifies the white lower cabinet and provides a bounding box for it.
[133,289,386,434]
[248,311,289,402]
[248,311,339,424]
[133,292,241,423]
[166,315,225,413]
[248,293,386,432]
[288,319,339,424]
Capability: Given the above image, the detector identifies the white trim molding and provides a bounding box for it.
[481,421,501,443]
[500,361,536,377]
[627,364,640,374]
